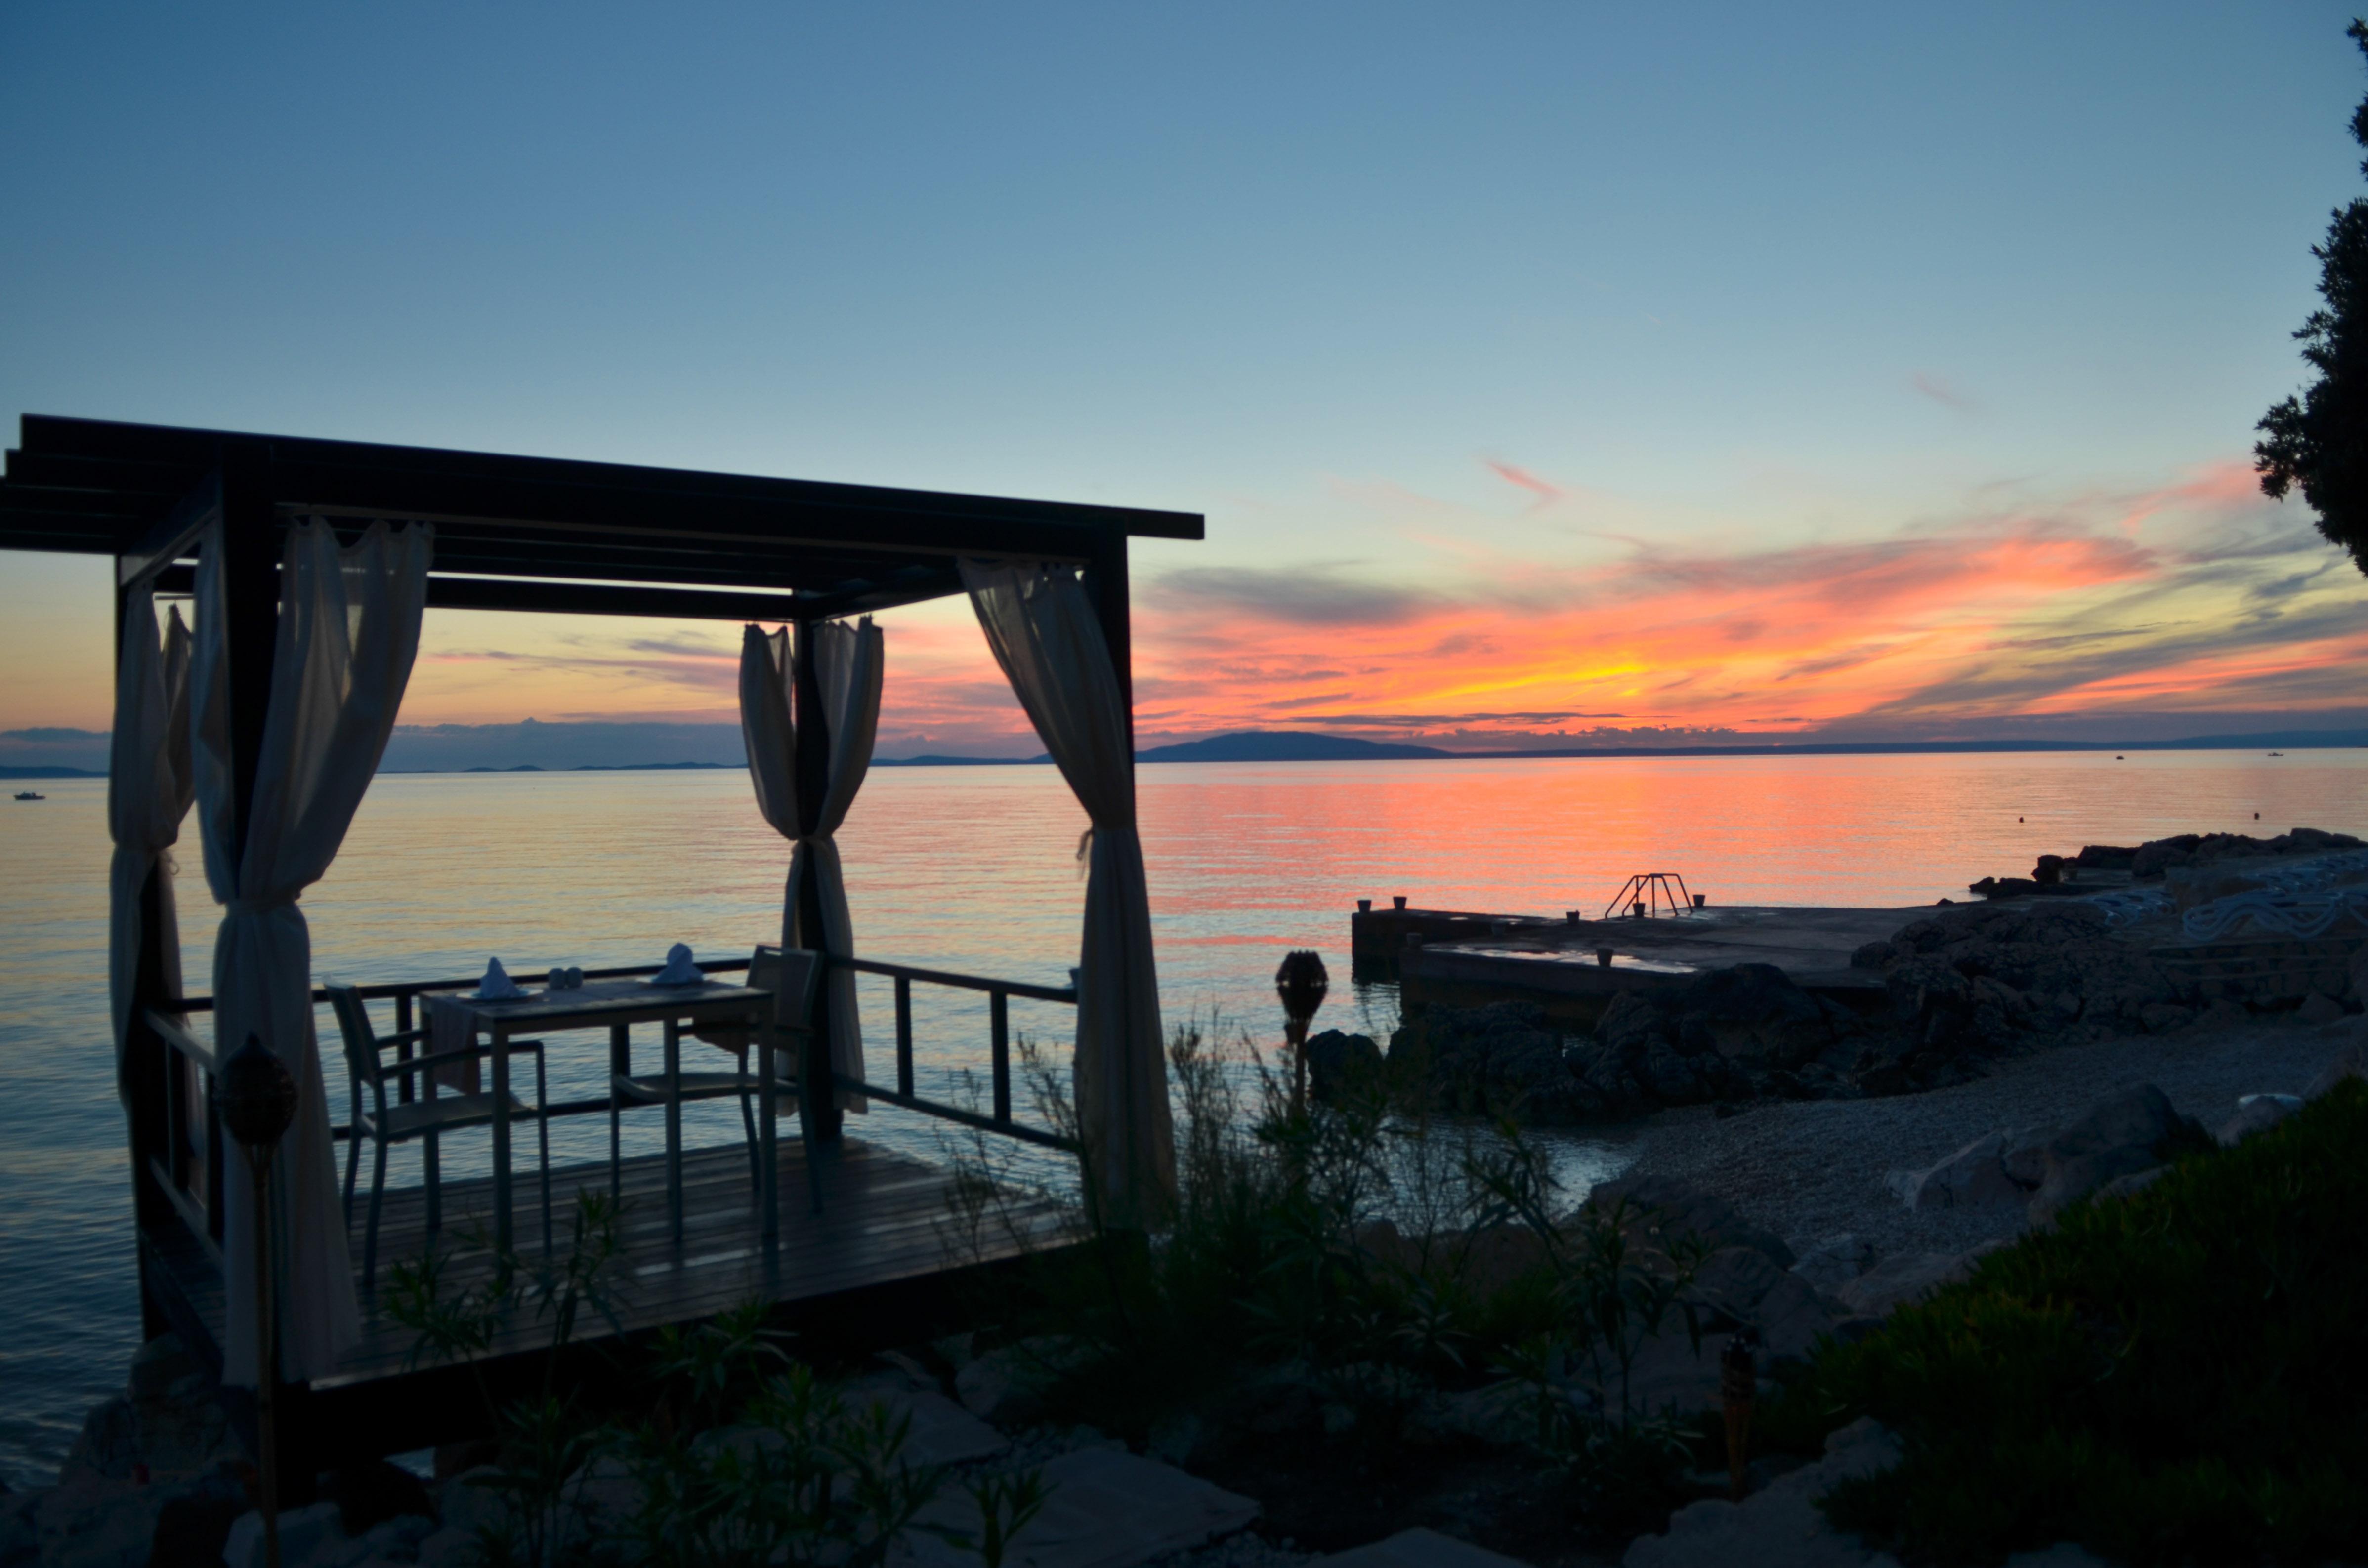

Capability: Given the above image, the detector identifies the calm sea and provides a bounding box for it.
[2,749,2361,1482]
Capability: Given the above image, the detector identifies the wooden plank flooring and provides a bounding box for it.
[149,1134,1078,1395]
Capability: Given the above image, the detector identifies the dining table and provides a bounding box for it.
[424,976,778,1249]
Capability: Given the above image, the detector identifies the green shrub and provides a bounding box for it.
[960,1021,1523,1439]
[1773,1081,2368,1565]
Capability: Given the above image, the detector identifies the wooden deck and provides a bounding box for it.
[143,1134,1080,1461]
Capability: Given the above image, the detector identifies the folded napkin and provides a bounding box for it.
[475,956,526,1000]
[651,942,704,986]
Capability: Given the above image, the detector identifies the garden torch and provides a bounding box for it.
[1275,950,1329,1109]
[1721,1333,1757,1502]
[220,1033,298,1568]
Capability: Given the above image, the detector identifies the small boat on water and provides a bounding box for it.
[2269,751,2285,757]
[13,791,43,801]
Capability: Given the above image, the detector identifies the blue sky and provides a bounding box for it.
[6,2,2367,753]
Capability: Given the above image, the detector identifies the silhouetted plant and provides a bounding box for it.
[609,1365,953,1568]
[2258,21,2368,572]
[955,1468,1055,1568]
[385,1192,630,1567]
[646,1298,796,1432]
[1467,1129,1711,1523]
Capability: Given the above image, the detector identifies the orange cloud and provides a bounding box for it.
[277,454,2368,755]
[867,457,2368,749]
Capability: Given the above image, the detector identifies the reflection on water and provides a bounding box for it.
[1,749,2360,1480]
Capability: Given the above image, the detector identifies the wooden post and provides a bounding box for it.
[791,619,841,1142]
[217,441,279,859]
[990,991,1011,1125]
[213,441,315,1505]
[1082,530,1134,769]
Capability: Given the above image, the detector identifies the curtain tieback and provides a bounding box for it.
[224,895,297,917]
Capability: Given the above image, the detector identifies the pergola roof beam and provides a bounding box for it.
[13,416,1200,540]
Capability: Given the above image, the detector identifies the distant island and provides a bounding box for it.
[444,761,737,774]
[15,727,2368,779]
[868,727,2368,767]
[1134,732,1448,762]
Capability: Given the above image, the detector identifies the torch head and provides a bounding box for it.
[1274,950,1329,1028]
[219,1034,298,1149]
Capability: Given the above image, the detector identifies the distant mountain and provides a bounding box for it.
[1136,731,1452,763]
[0,766,103,779]
[1473,729,2368,760]
[378,720,745,773]
[873,753,1047,767]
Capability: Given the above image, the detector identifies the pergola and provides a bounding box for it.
[0,413,1201,1476]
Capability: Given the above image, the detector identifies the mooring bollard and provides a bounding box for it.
[1597,948,1614,968]
[1357,898,1371,913]
[1393,895,1407,910]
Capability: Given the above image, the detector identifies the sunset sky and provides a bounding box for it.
[6,3,2368,757]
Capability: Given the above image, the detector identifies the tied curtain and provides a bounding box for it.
[738,617,882,1105]
[108,589,194,1076]
[960,562,1174,1223]
[193,518,432,1384]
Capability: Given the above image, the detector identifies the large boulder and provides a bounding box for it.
[2026,1084,2195,1222]
[1788,1234,1873,1295]
[2216,1093,2303,1146]
[1573,966,1839,1113]
[2131,827,2362,879]
[1624,1417,1904,1568]
[3,1463,250,1568]
[1887,1132,2027,1210]
[1673,964,1837,1071]
[1588,1174,1796,1270]
[1404,1002,1602,1123]
[1834,1247,1998,1318]
[1871,901,2175,1051]
[60,1333,237,1486]
[954,1337,1092,1426]
[1686,1246,1847,1365]
[1303,1029,1383,1102]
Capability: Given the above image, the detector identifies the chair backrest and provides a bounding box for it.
[319,979,381,1090]
[749,944,824,1029]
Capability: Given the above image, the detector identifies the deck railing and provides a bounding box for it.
[134,952,1079,1262]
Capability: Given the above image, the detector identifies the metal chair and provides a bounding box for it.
[323,979,552,1286]
[613,945,823,1212]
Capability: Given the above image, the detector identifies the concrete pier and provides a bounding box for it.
[1354,898,1924,1027]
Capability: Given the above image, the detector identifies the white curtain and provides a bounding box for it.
[740,625,801,949]
[738,618,881,1106]
[960,562,1173,1222]
[193,518,432,1384]
[109,590,194,1078]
